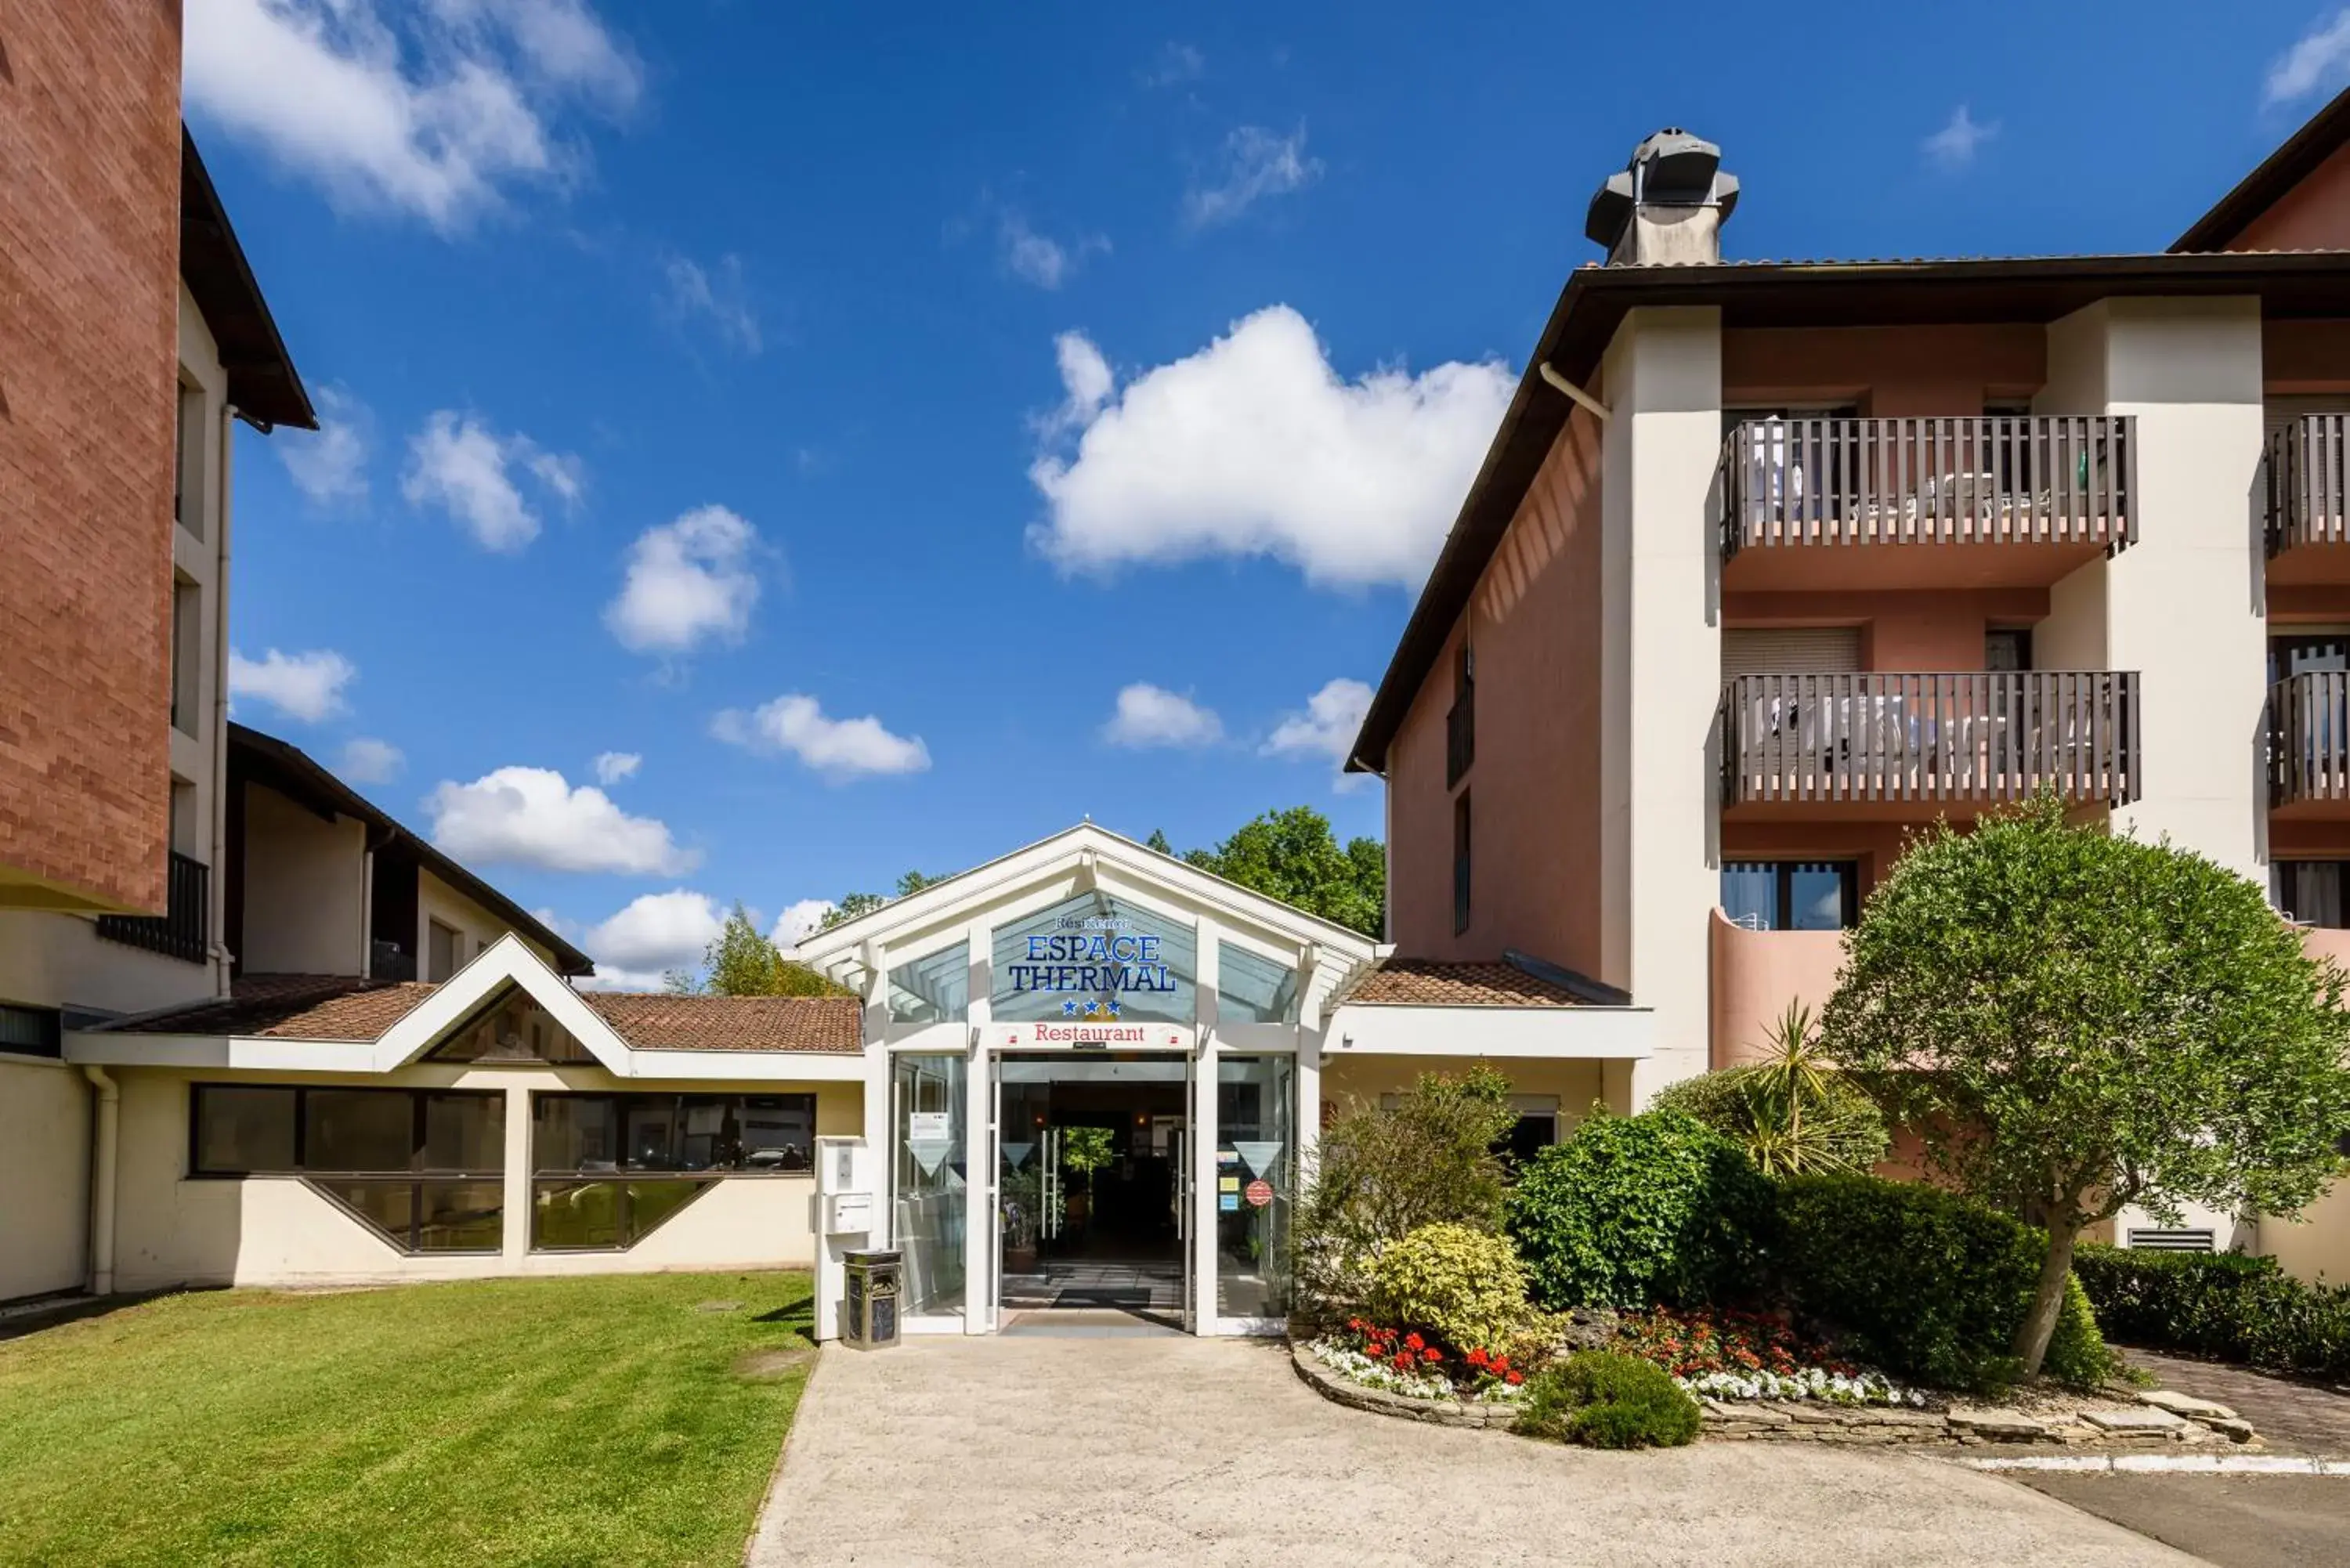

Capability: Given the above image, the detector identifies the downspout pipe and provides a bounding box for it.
[82,1066,120,1296]
[208,402,237,999]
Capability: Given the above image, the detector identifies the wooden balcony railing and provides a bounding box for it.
[96,850,209,964]
[2265,414,2348,557]
[2269,672,2350,806]
[1716,416,2136,559]
[1720,672,2141,807]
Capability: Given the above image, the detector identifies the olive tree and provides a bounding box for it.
[1820,796,2350,1377]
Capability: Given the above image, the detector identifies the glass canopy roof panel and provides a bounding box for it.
[989,890,1197,1024]
[888,941,970,1025]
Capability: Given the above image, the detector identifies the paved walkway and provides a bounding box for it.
[2124,1348,2350,1455]
[748,1333,2198,1568]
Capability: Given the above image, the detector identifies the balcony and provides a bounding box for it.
[1720,671,2141,814]
[2265,414,2349,586]
[2269,671,2350,811]
[1716,416,2135,592]
[96,851,209,964]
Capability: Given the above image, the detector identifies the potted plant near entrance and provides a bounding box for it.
[1059,1126,1115,1240]
[1001,1165,1042,1274]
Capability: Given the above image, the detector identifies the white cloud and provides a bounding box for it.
[583,887,724,974]
[771,898,836,958]
[277,384,371,505]
[401,410,582,551]
[711,695,931,781]
[426,765,698,874]
[1262,677,1374,763]
[1922,104,1998,169]
[1140,42,1204,89]
[1029,306,1514,589]
[338,736,405,784]
[604,504,761,655]
[183,0,641,232]
[2269,9,2350,104]
[1184,125,1320,228]
[1102,684,1222,749]
[228,647,356,723]
[592,750,641,785]
[662,254,762,353]
[998,212,1108,291]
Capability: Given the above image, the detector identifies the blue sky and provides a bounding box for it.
[190,0,2350,985]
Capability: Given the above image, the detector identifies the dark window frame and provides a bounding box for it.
[529,1091,819,1254]
[1452,792,1473,936]
[186,1083,504,1255]
[1720,859,1860,931]
[1445,639,1475,788]
[0,1002,64,1060]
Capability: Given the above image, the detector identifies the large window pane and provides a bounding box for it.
[193,1086,298,1174]
[736,1097,815,1172]
[1216,942,1298,1025]
[534,1096,620,1173]
[888,942,969,1025]
[1720,864,1775,931]
[991,891,1197,1024]
[305,1089,414,1172]
[892,1054,966,1317]
[313,1179,417,1247]
[533,1180,621,1249]
[624,1181,707,1243]
[426,988,596,1064]
[1217,1056,1294,1319]
[1788,864,1849,931]
[422,1093,504,1173]
[621,1099,683,1170]
[418,1182,504,1251]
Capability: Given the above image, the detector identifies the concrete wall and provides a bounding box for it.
[1601,308,1723,1104]
[107,1064,863,1292]
[1318,1053,1608,1133]
[0,1057,91,1300]
[2261,1179,2350,1286]
[1722,323,2045,415]
[419,871,559,978]
[1720,587,2049,672]
[0,0,183,914]
[1707,912,1846,1070]
[241,785,369,975]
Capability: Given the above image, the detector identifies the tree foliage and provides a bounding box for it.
[674,903,852,997]
[1819,795,2350,1375]
[1649,1003,1889,1176]
[815,871,945,934]
[1177,805,1385,938]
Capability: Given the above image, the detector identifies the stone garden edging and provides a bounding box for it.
[1289,1341,2264,1450]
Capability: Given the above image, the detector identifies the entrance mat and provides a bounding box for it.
[1000,1310,1184,1339]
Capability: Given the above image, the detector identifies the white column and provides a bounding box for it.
[1190,1024,1217,1333]
[500,1080,530,1265]
[1600,306,1724,1105]
[962,918,993,1334]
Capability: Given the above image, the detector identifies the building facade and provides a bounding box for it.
[1350,107,2350,1281]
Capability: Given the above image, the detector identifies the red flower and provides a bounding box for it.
[1505,1371,1524,1386]
[1403,1333,1424,1351]
[1466,1348,1488,1367]
[1422,1348,1441,1364]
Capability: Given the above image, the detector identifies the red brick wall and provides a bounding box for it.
[0,0,183,911]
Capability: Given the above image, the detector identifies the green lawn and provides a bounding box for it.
[0,1272,816,1567]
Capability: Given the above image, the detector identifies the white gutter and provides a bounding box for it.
[81,1065,119,1295]
[1538,362,1611,423]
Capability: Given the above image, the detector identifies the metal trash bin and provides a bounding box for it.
[842,1247,902,1350]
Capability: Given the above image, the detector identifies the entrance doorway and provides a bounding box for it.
[996,1054,1188,1328]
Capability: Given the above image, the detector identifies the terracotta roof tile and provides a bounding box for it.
[1334,958,1590,1009]
[584,993,863,1053]
[102,975,866,1053]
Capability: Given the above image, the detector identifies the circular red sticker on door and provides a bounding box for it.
[1245,1179,1274,1207]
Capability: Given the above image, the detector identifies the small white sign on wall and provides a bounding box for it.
[907,1111,953,1142]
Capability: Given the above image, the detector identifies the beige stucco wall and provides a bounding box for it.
[2260,1177,2350,1286]
[1707,912,1846,1070]
[241,784,368,975]
[0,908,220,1018]
[418,869,558,978]
[107,1064,862,1292]
[1318,1053,1608,1133]
[0,1057,90,1300]
[1600,307,1723,1105]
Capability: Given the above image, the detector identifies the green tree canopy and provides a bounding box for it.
[670,903,851,996]
[1819,796,2350,1376]
[814,872,942,934]
[1180,806,1385,938]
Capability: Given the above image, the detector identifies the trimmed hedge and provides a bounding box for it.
[1777,1173,2115,1393]
[1504,1109,1777,1311]
[2073,1242,2350,1381]
[1511,1351,1701,1450]
[1361,1223,1531,1353]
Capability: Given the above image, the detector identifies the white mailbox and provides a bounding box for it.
[816,1136,872,1200]
[825,1191,874,1236]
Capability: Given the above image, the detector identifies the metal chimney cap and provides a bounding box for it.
[1584,127,1739,251]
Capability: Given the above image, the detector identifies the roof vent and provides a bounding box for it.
[1585,128,1739,266]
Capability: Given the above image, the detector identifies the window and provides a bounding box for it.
[1720,861,1858,931]
[170,580,201,736]
[1217,941,1300,1025]
[173,381,204,540]
[888,941,969,1025]
[2272,861,2350,928]
[189,1085,504,1253]
[1984,629,2033,672]
[1497,1095,1560,1168]
[425,988,598,1064]
[0,1003,63,1060]
[1446,638,1475,787]
[989,891,1198,1024]
[530,1093,817,1251]
[427,919,462,982]
[1452,793,1472,934]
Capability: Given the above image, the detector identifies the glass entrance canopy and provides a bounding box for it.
[990,891,1198,1024]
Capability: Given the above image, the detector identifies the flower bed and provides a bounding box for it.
[1313,1321,1529,1403]
[1617,1308,1928,1408]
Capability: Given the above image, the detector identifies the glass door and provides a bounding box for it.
[1179,1055,1195,1333]
[1216,1055,1295,1328]
[891,1054,967,1320]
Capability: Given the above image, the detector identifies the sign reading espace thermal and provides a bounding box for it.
[1003,914,1179,1006]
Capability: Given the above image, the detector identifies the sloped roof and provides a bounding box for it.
[2173,82,2350,252]
[181,128,313,430]
[98,973,863,1053]
[1332,956,1628,1009]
